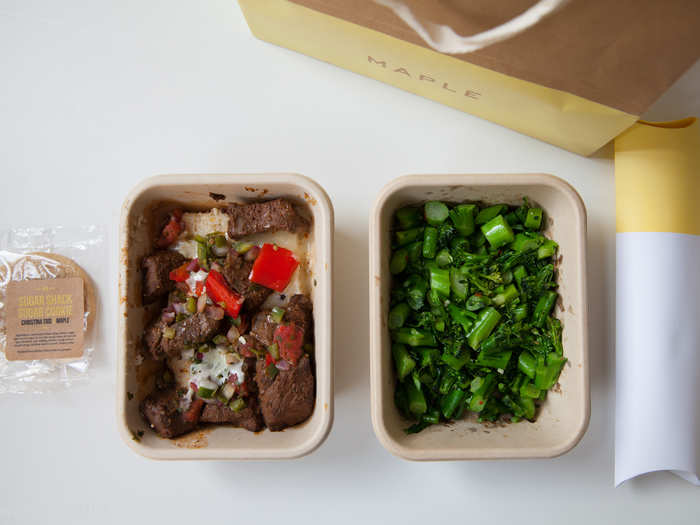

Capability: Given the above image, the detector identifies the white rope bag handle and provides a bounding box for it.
[373,0,570,54]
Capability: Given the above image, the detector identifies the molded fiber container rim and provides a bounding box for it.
[369,173,589,461]
[117,173,334,460]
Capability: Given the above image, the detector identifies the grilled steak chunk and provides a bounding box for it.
[142,250,185,303]
[235,333,265,358]
[250,294,313,348]
[250,309,276,347]
[226,199,309,239]
[285,294,314,345]
[222,249,272,312]
[159,312,223,358]
[200,358,264,431]
[200,397,264,431]
[140,388,200,439]
[255,354,315,431]
[143,315,173,360]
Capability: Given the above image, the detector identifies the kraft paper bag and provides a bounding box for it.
[238,0,700,155]
[614,117,700,486]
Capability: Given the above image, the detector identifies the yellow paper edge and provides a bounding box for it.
[615,117,700,235]
[238,0,638,156]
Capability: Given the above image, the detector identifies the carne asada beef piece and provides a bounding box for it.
[222,249,272,312]
[200,400,264,431]
[235,333,265,358]
[284,294,314,345]
[140,387,201,439]
[250,293,313,348]
[226,198,309,239]
[142,250,185,303]
[241,356,258,390]
[256,354,315,431]
[250,308,277,347]
[143,315,172,360]
[158,311,224,358]
[200,358,264,431]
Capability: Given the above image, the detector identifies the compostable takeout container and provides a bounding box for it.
[369,174,589,460]
[118,174,334,460]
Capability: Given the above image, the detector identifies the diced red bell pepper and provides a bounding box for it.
[194,280,205,297]
[265,353,275,366]
[205,269,244,319]
[183,398,204,423]
[273,324,305,366]
[249,243,299,293]
[157,209,183,248]
[169,263,190,282]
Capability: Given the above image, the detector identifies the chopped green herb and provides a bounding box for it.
[268,343,280,361]
[270,306,286,324]
[229,397,246,412]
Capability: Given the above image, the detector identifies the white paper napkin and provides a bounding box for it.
[615,233,700,486]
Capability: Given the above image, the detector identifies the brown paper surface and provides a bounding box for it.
[289,0,700,115]
[5,277,85,361]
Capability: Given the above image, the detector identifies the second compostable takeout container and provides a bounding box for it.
[369,173,589,460]
[118,173,334,460]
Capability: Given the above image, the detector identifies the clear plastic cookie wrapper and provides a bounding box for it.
[0,226,104,393]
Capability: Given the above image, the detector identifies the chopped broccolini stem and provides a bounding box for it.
[450,266,469,301]
[393,327,437,347]
[424,201,449,226]
[440,388,466,419]
[537,239,558,259]
[392,343,416,381]
[510,232,544,253]
[533,291,558,327]
[428,264,451,298]
[475,205,508,225]
[388,303,411,330]
[481,215,515,248]
[492,284,519,306]
[395,227,423,247]
[390,248,408,274]
[405,380,427,415]
[435,248,453,268]
[449,204,476,236]
[422,227,438,259]
[467,307,501,350]
[395,206,423,229]
[524,208,543,230]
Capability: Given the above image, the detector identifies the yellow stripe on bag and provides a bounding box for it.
[615,118,700,235]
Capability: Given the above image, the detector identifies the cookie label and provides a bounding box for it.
[5,277,85,361]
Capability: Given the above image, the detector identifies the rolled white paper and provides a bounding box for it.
[615,232,700,486]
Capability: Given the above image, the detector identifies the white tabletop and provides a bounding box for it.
[1,2,699,523]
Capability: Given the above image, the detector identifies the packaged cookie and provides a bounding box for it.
[0,226,104,393]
